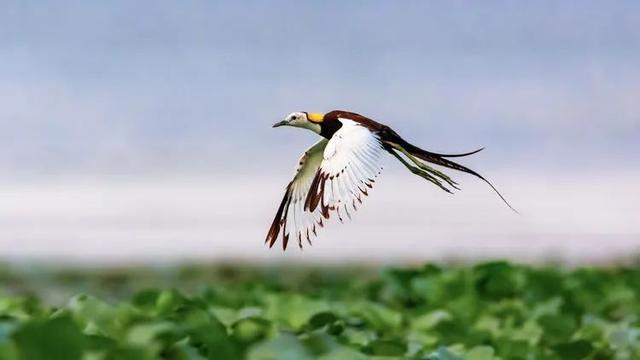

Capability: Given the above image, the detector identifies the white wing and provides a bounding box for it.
[266,120,386,250]
[266,139,328,250]
[304,119,385,226]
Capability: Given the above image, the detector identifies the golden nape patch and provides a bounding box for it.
[307,112,324,123]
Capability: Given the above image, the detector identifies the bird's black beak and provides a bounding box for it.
[272,120,288,128]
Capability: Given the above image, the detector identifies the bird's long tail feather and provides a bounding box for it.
[385,140,518,213]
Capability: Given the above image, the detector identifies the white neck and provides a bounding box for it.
[295,120,321,135]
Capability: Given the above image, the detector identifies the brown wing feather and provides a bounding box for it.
[265,183,292,248]
[266,139,328,250]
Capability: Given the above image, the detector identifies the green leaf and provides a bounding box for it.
[0,320,17,343]
[1,261,638,360]
[307,312,338,330]
[347,301,403,330]
[537,314,577,344]
[247,333,313,360]
[473,262,525,299]
[264,294,330,330]
[494,338,530,358]
[232,317,270,344]
[131,289,162,313]
[12,316,86,360]
[318,346,367,360]
[363,339,406,356]
[126,321,174,347]
[427,346,464,360]
[411,310,453,331]
[464,346,495,360]
[552,340,593,360]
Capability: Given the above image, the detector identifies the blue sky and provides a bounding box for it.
[1,1,639,177]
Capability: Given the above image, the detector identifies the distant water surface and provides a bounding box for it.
[0,171,637,265]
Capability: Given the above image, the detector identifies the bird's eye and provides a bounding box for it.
[291,116,297,120]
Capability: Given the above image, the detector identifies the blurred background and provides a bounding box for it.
[1,0,638,266]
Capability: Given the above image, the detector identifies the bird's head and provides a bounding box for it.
[273,111,324,134]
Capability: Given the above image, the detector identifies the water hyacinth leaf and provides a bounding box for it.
[0,321,17,343]
[163,340,208,360]
[232,317,270,344]
[338,327,375,347]
[363,339,407,356]
[347,301,403,330]
[126,321,175,346]
[494,338,530,358]
[552,340,594,360]
[60,294,124,338]
[464,346,495,360]
[86,334,116,352]
[247,333,313,360]
[411,310,453,331]
[426,346,464,360]
[0,343,17,360]
[12,316,87,360]
[318,346,368,360]
[0,262,638,358]
[132,289,162,311]
[537,314,577,344]
[300,332,345,356]
[264,294,330,330]
[156,289,188,314]
[473,262,525,299]
[308,312,339,330]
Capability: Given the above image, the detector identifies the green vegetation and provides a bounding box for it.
[0,261,639,359]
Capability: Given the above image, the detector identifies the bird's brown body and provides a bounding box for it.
[317,110,384,139]
[317,111,488,179]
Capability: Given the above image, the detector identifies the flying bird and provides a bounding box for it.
[266,110,516,250]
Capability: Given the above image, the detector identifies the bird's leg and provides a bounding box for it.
[389,149,453,194]
[389,143,460,190]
